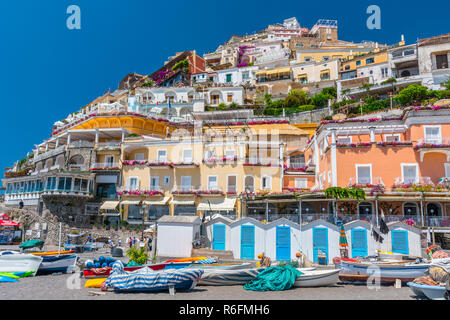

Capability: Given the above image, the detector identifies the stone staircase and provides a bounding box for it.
[191,248,235,260]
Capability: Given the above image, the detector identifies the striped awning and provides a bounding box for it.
[120,200,141,205]
[266,67,291,75]
[143,197,170,206]
[170,198,195,206]
[100,201,120,211]
[197,197,236,211]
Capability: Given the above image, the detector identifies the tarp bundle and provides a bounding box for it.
[19,240,44,249]
[243,265,302,292]
[104,261,204,292]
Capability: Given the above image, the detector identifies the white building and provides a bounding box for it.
[216,66,259,86]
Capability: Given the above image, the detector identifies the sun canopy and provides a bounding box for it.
[0,220,20,227]
[197,198,236,211]
[339,224,348,248]
[100,201,120,211]
[143,197,170,206]
[170,198,195,206]
[120,200,141,205]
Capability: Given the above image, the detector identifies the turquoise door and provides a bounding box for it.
[391,230,409,255]
[240,225,255,259]
[351,229,368,258]
[276,226,291,261]
[212,225,226,251]
[313,228,328,263]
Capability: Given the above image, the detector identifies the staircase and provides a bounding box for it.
[191,248,234,260]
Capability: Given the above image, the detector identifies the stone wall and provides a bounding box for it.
[290,107,332,124]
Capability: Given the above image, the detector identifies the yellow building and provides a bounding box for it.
[117,122,309,223]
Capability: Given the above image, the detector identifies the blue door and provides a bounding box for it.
[391,230,409,255]
[241,225,255,259]
[212,225,226,251]
[351,229,368,258]
[313,228,328,263]
[276,226,291,261]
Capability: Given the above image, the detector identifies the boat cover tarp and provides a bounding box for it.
[41,255,77,262]
[0,275,18,283]
[243,265,302,292]
[104,261,204,292]
[19,240,44,249]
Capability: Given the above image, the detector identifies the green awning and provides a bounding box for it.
[19,240,44,249]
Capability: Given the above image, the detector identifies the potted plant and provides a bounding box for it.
[12,237,21,245]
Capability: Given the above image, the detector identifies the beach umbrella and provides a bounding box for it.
[339,224,348,247]
[0,214,10,220]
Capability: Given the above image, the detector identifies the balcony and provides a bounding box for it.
[69,141,95,149]
[95,141,121,150]
[90,163,120,171]
[197,187,225,196]
[244,157,282,167]
[171,186,200,196]
[171,161,200,168]
[147,160,172,169]
[348,177,384,187]
[33,145,66,163]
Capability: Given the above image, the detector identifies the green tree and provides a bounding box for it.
[284,89,309,107]
[395,84,429,106]
[321,87,337,98]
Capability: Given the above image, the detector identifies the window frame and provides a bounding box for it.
[355,164,373,185]
[401,163,419,184]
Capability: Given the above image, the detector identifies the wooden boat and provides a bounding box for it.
[198,267,316,286]
[37,255,78,275]
[294,269,340,287]
[0,251,43,276]
[407,282,448,300]
[338,260,429,283]
[31,250,75,256]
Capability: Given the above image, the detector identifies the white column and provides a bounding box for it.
[331,129,338,187]
[55,139,59,148]
[67,133,71,145]
[369,127,375,143]
[95,129,100,144]
[121,129,126,142]
[45,143,49,152]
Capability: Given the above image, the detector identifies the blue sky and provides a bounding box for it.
[0,0,448,188]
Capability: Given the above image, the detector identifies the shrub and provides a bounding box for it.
[126,247,149,265]
[311,93,331,109]
[217,103,227,110]
[321,87,337,98]
[395,84,429,106]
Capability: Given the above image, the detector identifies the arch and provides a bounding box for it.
[209,90,222,105]
[69,154,84,165]
[400,70,411,77]
[179,106,192,118]
[187,91,195,103]
[55,155,65,168]
[244,175,255,193]
[358,202,373,216]
[403,202,419,217]
[44,158,53,169]
[141,92,155,104]
[426,202,442,217]
[164,91,177,103]
[35,162,43,172]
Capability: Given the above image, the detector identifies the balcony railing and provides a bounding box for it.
[33,145,66,162]
[416,138,450,148]
[90,163,120,170]
[96,141,121,148]
[171,186,200,194]
[197,186,225,195]
[244,158,282,167]
[69,141,95,149]
[393,176,433,186]
[68,164,87,171]
[348,177,384,186]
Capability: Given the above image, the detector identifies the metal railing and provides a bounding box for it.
[33,145,66,162]
[394,176,433,186]
[90,162,120,169]
[417,137,450,146]
[69,141,95,149]
[348,177,384,186]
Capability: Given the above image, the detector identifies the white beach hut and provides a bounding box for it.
[386,221,422,257]
[301,219,340,264]
[156,215,201,258]
[264,219,302,262]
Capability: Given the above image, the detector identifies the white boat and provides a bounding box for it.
[338,260,429,283]
[294,269,340,287]
[187,262,252,270]
[198,267,316,286]
[407,282,447,300]
[37,255,78,275]
[0,251,43,276]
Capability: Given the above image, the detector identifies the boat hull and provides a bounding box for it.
[407,282,447,300]
[0,251,43,276]
[338,261,429,283]
[294,269,340,287]
[37,255,78,275]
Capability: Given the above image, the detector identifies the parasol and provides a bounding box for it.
[339,224,348,247]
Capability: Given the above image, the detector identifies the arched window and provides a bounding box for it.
[400,70,410,77]
[69,155,84,165]
[358,202,373,216]
[403,202,418,217]
[45,158,53,169]
[244,176,254,193]
[290,154,305,168]
[427,203,442,217]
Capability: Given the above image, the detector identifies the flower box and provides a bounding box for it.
[376,141,413,147]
